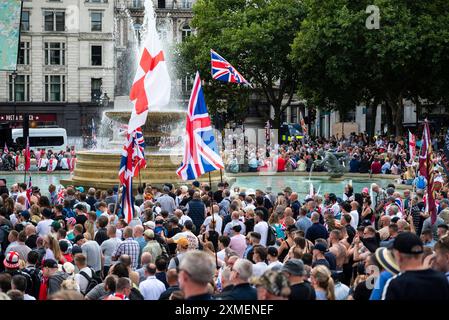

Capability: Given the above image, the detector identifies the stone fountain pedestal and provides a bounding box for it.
[60,107,225,190]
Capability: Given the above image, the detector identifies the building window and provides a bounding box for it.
[18,42,30,65]
[91,45,102,66]
[45,75,65,102]
[9,75,31,102]
[91,78,102,102]
[181,74,193,94]
[21,11,30,31]
[132,0,143,8]
[44,11,65,31]
[181,25,192,42]
[181,0,192,8]
[45,42,65,65]
[91,12,102,31]
[158,0,166,8]
[291,107,298,124]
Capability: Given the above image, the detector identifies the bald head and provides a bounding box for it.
[174,209,183,217]
[25,224,36,236]
[231,211,239,220]
[133,225,144,237]
[166,269,178,286]
[140,252,152,265]
[213,205,219,214]
[284,207,293,217]
[290,193,298,201]
[350,201,359,210]
[311,212,320,222]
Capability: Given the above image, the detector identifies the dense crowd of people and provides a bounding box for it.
[223,132,446,184]
[0,175,449,301]
[0,147,76,172]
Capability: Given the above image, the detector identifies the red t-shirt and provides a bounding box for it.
[277,157,286,172]
[371,161,381,174]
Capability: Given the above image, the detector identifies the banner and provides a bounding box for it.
[0,0,22,71]
[441,128,449,178]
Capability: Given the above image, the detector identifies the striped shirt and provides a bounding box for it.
[112,238,141,270]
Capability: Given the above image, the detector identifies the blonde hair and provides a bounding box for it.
[46,234,63,262]
[311,265,335,300]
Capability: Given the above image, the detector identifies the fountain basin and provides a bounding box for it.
[60,150,225,190]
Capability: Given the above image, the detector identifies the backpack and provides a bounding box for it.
[79,268,102,295]
[266,225,277,246]
[23,266,42,298]
[0,224,11,251]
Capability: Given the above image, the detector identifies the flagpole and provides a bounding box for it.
[219,169,223,184]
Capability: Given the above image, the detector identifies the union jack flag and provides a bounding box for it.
[25,175,32,209]
[118,127,146,223]
[211,49,249,84]
[394,198,404,215]
[177,71,224,181]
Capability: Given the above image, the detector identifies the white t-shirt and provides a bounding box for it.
[75,267,92,294]
[139,275,166,300]
[36,219,54,237]
[254,221,269,247]
[172,231,199,250]
[267,261,283,270]
[349,210,359,229]
[252,262,268,277]
[179,215,192,226]
[202,214,223,235]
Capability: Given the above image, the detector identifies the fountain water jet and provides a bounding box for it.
[61,0,223,189]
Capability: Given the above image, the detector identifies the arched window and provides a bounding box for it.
[181,24,192,42]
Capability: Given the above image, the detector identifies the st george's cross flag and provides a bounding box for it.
[176,72,224,181]
[128,17,171,134]
[408,130,416,163]
[211,49,249,85]
[118,128,147,223]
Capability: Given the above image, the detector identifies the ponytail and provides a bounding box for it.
[326,276,335,300]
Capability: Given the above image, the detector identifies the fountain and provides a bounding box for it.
[60,0,223,190]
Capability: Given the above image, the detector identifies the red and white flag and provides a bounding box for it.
[128,18,171,134]
[24,137,30,172]
[408,130,416,162]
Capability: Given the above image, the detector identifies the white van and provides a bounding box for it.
[12,128,68,153]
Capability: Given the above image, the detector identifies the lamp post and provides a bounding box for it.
[11,71,17,128]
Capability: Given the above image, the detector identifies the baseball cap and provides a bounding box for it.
[20,210,30,220]
[75,186,84,193]
[393,232,424,254]
[51,220,61,230]
[61,262,75,275]
[66,217,76,226]
[362,187,369,194]
[250,270,290,297]
[192,181,200,188]
[73,234,85,244]
[312,243,327,253]
[144,221,155,230]
[144,229,155,239]
[281,258,306,276]
[3,251,20,269]
[71,245,82,255]
[174,237,189,248]
[43,259,58,269]
[239,192,246,197]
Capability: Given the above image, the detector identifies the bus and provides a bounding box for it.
[280,123,305,143]
[12,128,68,153]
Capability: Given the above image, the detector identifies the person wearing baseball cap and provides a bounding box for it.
[39,258,69,300]
[382,232,449,300]
[168,237,190,270]
[281,258,315,300]
[251,269,291,300]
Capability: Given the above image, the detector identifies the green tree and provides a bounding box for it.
[176,0,306,129]
[291,0,449,136]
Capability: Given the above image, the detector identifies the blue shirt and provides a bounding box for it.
[295,216,313,234]
[370,271,394,300]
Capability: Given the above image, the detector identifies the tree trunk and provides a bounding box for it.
[389,96,404,137]
[384,101,393,135]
